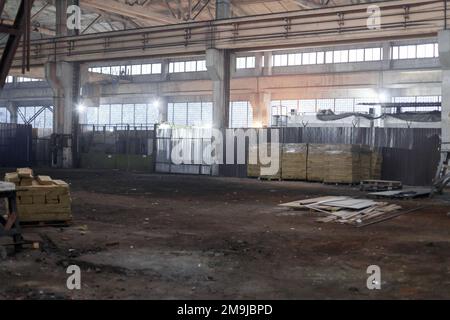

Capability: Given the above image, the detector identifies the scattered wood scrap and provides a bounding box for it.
[280,196,402,226]
[368,189,431,199]
[356,206,427,228]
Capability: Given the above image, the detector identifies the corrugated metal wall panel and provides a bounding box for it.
[0,123,33,167]
[154,127,441,185]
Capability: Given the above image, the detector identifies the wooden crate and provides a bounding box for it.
[281,144,308,180]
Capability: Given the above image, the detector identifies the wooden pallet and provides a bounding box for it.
[360,180,402,192]
[258,176,282,182]
[20,220,72,228]
[323,181,360,187]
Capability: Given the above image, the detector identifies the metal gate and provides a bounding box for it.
[33,137,52,167]
[155,126,212,175]
[0,124,32,167]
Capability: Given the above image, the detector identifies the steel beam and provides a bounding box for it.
[4,0,450,68]
[0,0,34,88]
[0,0,6,14]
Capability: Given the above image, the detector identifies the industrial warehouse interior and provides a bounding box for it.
[1,0,450,304]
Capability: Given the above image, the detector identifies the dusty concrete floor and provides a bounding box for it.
[0,169,449,300]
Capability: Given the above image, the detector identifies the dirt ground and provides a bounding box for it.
[0,169,449,300]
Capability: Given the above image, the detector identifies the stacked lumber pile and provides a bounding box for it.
[4,168,72,223]
[323,145,360,184]
[280,196,401,226]
[307,144,334,182]
[323,145,372,184]
[359,145,373,181]
[307,144,380,184]
[248,143,382,184]
[370,151,383,180]
[281,144,307,180]
[247,145,261,178]
[247,143,281,180]
[5,168,34,186]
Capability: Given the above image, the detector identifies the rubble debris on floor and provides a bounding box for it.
[4,168,72,224]
[280,196,402,226]
[0,170,449,299]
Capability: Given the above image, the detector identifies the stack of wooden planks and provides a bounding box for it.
[247,143,281,180]
[248,143,382,184]
[307,144,334,182]
[280,196,401,226]
[5,168,34,186]
[323,145,371,184]
[310,144,376,184]
[247,145,261,178]
[281,144,308,180]
[370,151,383,180]
[4,168,72,224]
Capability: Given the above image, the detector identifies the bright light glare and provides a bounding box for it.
[152,99,160,108]
[159,123,171,129]
[76,103,86,113]
[377,91,389,103]
[253,121,263,128]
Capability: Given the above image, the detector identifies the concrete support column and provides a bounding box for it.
[158,97,169,123]
[216,0,231,19]
[263,52,273,76]
[439,30,450,152]
[46,62,78,168]
[45,0,81,168]
[206,48,231,129]
[255,52,264,76]
[161,59,170,81]
[6,101,17,124]
[250,92,272,128]
[382,42,392,69]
